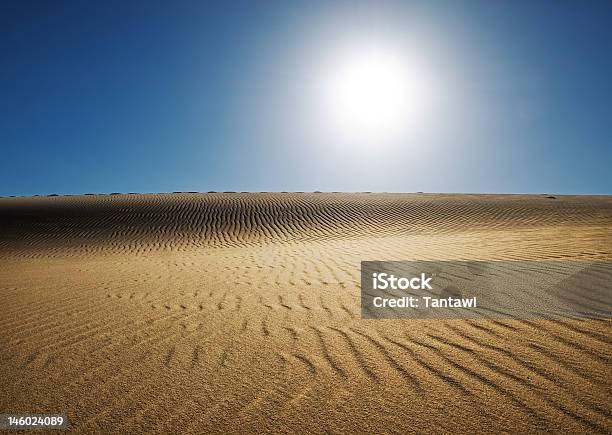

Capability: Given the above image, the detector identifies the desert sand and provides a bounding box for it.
[1,193,610,433]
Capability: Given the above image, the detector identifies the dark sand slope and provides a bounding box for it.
[1,193,611,433]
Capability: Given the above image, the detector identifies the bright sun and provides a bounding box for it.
[320,45,432,142]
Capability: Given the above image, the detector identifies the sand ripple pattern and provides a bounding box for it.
[1,193,612,257]
[1,193,611,433]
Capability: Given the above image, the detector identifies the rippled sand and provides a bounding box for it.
[1,193,611,433]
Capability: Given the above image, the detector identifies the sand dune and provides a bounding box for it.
[1,193,611,433]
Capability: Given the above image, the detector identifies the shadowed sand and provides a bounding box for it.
[1,193,611,433]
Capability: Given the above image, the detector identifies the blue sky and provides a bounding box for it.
[1,0,611,196]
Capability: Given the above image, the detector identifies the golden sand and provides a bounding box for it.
[1,193,610,433]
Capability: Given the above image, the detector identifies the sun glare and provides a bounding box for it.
[320,45,433,143]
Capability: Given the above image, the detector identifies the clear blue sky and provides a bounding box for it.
[1,0,611,196]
